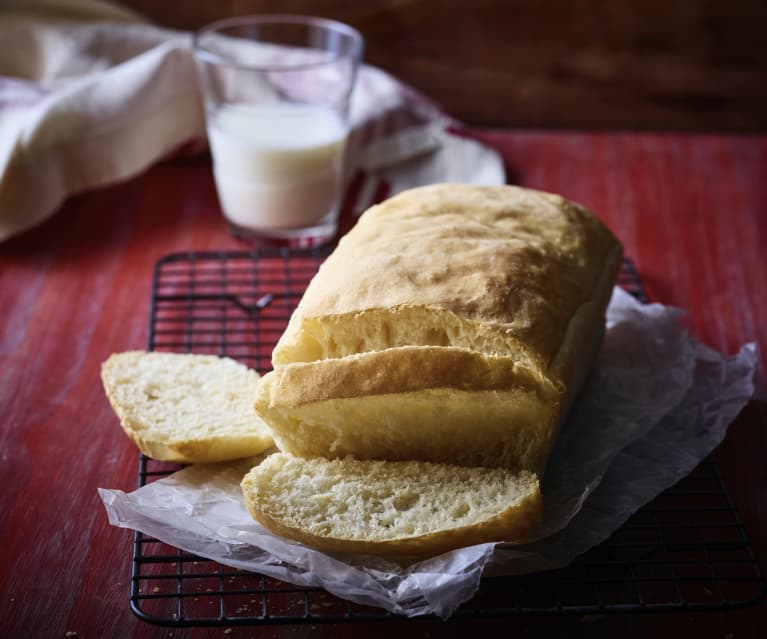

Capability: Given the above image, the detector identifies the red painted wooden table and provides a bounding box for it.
[1,131,765,638]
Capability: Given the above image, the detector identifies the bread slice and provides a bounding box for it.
[255,184,622,475]
[241,453,542,556]
[101,351,273,463]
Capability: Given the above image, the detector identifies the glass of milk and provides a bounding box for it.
[193,16,363,245]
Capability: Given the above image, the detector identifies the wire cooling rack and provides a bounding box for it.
[130,249,766,626]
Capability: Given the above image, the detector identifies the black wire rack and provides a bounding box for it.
[130,249,766,627]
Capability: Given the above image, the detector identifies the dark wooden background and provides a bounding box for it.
[124,0,767,131]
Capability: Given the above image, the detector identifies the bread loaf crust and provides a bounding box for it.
[256,184,622,475]
[265,346,556,408]
[272,184,620,381]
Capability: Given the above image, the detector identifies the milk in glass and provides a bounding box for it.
[207,103,348,232]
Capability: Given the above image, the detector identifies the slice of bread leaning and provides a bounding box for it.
[241,453,543,556]
[255,184,623,476]
[101,351,273,463]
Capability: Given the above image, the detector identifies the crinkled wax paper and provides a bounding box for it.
[99,288,757,619]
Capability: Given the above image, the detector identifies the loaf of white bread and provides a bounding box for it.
[254,184,623,477]
[102,183,622,557]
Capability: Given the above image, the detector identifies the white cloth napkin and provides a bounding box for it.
[0,0,504,242]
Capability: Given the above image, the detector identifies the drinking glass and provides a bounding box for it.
[193,15,363,245]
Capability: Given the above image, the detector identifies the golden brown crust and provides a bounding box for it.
[267,346,557,408]
[112,427,272,464]
[255,384,557,474]
[257,184,622,476]
[274,184,621,382]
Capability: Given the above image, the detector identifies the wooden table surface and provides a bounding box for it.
[1,130,765,638]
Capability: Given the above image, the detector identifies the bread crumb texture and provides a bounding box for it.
[101,351,273,462]
[242,453,542,555]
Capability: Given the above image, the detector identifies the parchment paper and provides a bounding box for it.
[99,288,757,619]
